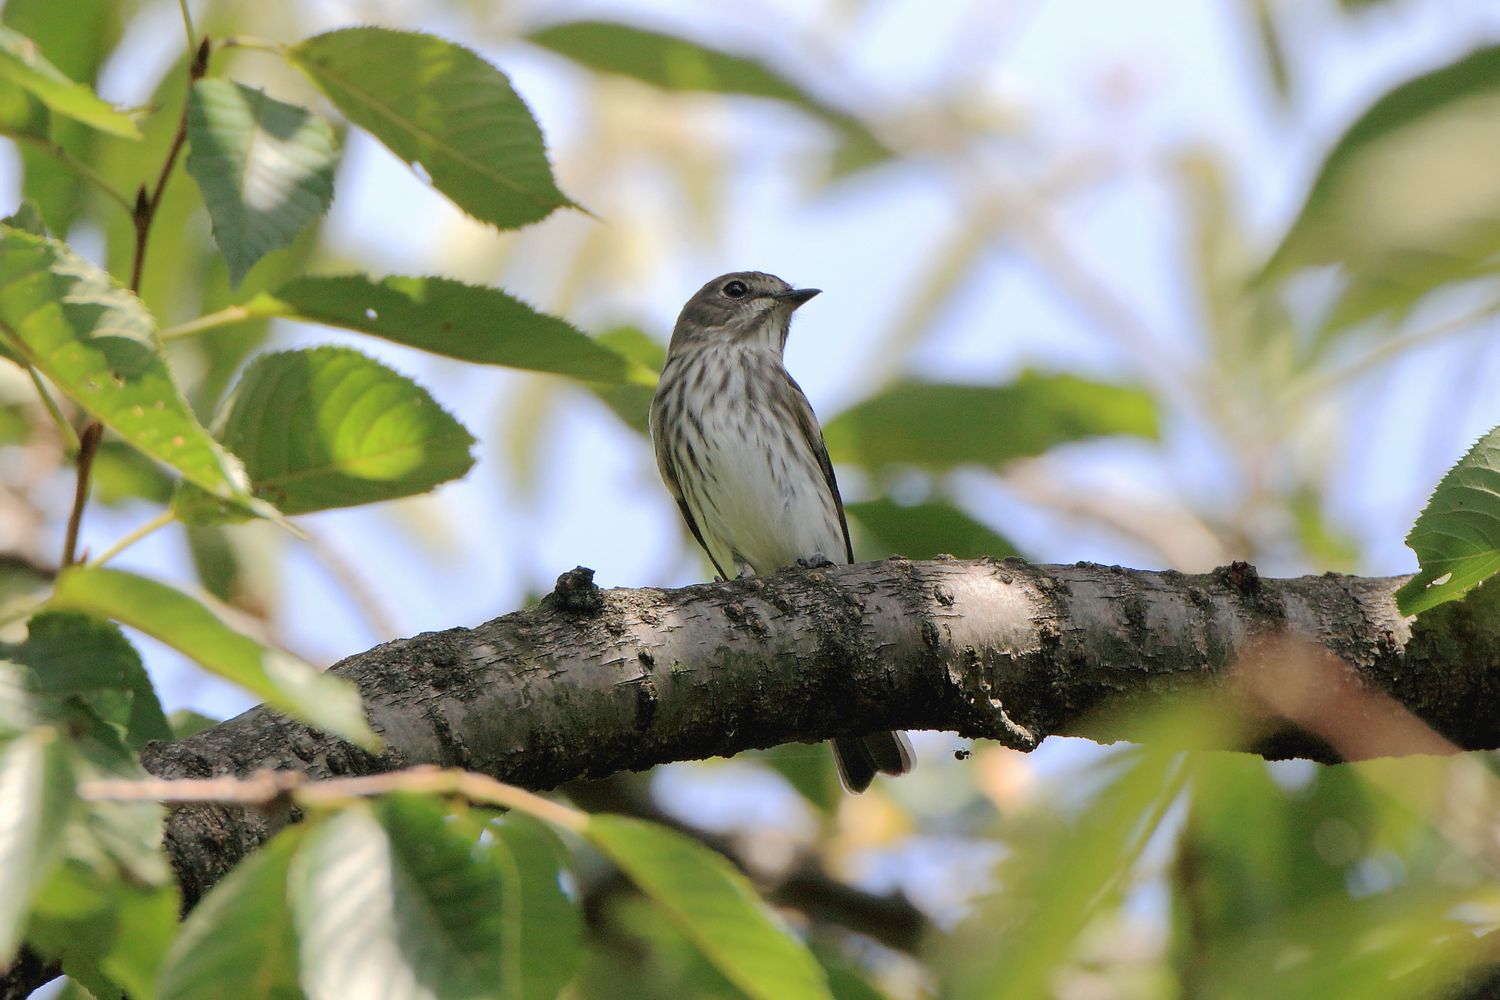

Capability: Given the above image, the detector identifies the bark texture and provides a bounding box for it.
[131,557,1500,911]
[8,556,1500,997]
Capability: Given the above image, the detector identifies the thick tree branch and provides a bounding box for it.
[131,556,1500,914]
[9,556,1500,996]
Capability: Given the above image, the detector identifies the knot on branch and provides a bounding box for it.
[550,565,605,616]
[1215,560,1261,596]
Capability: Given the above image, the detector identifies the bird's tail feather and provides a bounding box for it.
[833,731,914,794]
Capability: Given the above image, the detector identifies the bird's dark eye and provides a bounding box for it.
[722,280,749,299]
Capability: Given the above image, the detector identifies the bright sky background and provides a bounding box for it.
[4,1,1500,869]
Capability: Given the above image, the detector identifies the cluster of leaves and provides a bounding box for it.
[1,1,1499,998]
[0,10,877,999]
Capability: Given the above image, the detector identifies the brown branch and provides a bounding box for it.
[58,421,103,566]
[9,556,1500,997]
[129,36,210,293]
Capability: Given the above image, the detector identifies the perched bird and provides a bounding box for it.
[649,270,914,793]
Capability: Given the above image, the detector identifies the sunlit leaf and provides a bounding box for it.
[489,814,584,1000]
[184,346,475,516]
[290,27,578,229]
[0,25,136,138]
[825,372,1159,471]
[0,727,73,961]
[185,80,339,287]
[1396,424,1500,615]
[585,815,833,1000]
[0,228,254,506]
[1264,46,1500,332]
[157,826,305,1000]
[847,498,1019,560]
[48,566,380,750]
[528,20,889,174]
[289,796,508,1000]
[250,275,646,383]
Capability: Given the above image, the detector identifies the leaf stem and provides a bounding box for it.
[130,35,212,294]
[219,35,287,56]
[159,303,254,340]
[176,0,197,54]
[25,367,79,453]
[60,421,104,566]
[0,127,134,216]
[89,509,177,568]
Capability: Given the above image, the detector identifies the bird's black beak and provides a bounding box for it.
[773,287,821,308]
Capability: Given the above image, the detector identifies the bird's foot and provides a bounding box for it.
[797,554,836,570]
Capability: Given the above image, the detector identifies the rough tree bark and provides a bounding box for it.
[7,555,1500,997]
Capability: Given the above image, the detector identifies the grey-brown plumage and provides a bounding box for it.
[649,271,913,793]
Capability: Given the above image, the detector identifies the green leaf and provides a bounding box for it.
[1264,46,1500,332]
[1396,425,1500,614]
[0,25,136,138]
[18,611,172,749]
[488,815,584,1000]
[0,727,73,961]
[289,27,577,229]
[946,748,1188,1000]
[185,80,339,287]
[824,372,1159,471]
[589,325,663,434]
[585,815,833,1000]
[91,439,175,506]
[289,796,508,1000]
[1,198,45,235]
[48,566,380,751]
[252,275,647,383]
[527,20,889,175]
[158,825,305,1000]
[0,228,255,507]
[846,498,1020,560]
[3,0,125,232]
[185,346,476,516]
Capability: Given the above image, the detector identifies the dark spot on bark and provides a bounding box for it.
[723,601,769,638]
[551,565,605,616]
[933,584,955,607]
[637,648,655,667]
[921,618,941,653]
[1215,560,1261,595]
[1186,586,1212,608]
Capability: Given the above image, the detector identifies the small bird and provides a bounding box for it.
[649,270,913,793]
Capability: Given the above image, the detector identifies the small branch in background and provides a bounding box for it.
[565,773,928,953]
[79,763,586,831]
[59,421,103,567]
[303,530,402,640]
[129,36,211,294]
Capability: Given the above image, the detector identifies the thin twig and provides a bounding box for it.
[0,128,134,216]
[60,421,103,566]
[78,765,588,832]
[130,36,211,294]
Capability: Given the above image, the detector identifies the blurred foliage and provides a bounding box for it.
[0,0,1497,998]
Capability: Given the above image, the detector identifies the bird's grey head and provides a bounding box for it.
[667,271,820,355]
